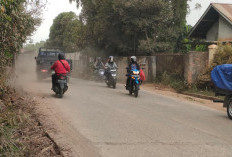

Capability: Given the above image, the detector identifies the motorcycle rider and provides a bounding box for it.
[94,57,104,69]
[105,56,118,80]
[125,56,140,90]
[51,53,71,89]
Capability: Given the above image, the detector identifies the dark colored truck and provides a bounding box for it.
[35,47,72,80]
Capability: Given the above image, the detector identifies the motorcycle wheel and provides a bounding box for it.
[227,99,232,120]
[134,84,138,97]
[59,88,63,98]
[112,80,116,89]
[129,85,133,95]
[106,80,110,87]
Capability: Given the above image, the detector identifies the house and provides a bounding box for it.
[188,3,232,42]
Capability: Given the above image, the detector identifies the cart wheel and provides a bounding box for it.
[227,100,232,120]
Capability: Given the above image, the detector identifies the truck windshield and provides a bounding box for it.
[47,52,56,57]
[39,51,57,57]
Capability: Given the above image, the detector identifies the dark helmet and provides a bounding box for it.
[58,53,65,60]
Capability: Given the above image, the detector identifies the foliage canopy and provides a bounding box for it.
[45,12,83,53]
[0,0,43,66]
[66,0,188,55]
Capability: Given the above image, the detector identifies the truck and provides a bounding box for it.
[35,47,72,80]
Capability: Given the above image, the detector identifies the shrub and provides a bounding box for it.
[155,71,186,92]
[195,44,207,52]
[197,44,232,88]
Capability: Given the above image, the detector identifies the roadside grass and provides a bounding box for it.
[0,84,61,156]
[0,86,27,156]
[153,71,224,100]
[154,71,187,92]
[186,85,215,96]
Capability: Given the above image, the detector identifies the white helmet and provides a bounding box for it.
[130,56,136,62]
[109,56,113,62]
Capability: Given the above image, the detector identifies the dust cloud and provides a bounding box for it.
[14,52,50,91]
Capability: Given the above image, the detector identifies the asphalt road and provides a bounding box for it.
[15,53,232,157]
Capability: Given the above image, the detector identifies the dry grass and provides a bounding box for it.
[0,83,62,156]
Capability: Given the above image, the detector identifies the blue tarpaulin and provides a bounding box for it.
[211,64,232,91]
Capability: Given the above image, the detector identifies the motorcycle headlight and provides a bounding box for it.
[133,71,139,75]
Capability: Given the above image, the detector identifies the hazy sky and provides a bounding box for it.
[31,0,81,43]
[187,0,232,26]
[31,0,232,43]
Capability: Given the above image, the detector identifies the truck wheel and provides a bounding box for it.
[227,100,232,120]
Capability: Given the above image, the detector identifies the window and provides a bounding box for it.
[39,51,46,56]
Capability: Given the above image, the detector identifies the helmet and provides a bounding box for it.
[130,56,136,62]
[109,56,113,62]
[96,57,101,61]
[58,53,65,60]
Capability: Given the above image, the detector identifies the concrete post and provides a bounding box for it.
[208,44,218,65]
[151,56,156,80]
[148,56,156,81]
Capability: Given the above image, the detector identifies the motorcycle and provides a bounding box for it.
[128,69,140,97]
[52,71,68,98]
[105,67,117,89]
[94,66,105,81]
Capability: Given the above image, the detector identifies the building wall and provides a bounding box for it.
[206,21,219,41]
[218,16,232,41]
[70,52,209,85]
[155,54,185,77]
[184,51,209,85]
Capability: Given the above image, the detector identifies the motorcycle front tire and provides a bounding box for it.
[134,84,138,97]
[129,85,133,95]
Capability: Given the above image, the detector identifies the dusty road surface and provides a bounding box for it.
[14,53,232,157]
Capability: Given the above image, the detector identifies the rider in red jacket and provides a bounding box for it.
[51,53,70,89]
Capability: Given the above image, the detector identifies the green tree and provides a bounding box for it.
[0,0,43,66]
[45,11,83,52]
[69,0,188,55]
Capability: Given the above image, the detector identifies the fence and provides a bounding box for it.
[67,51,210,85]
